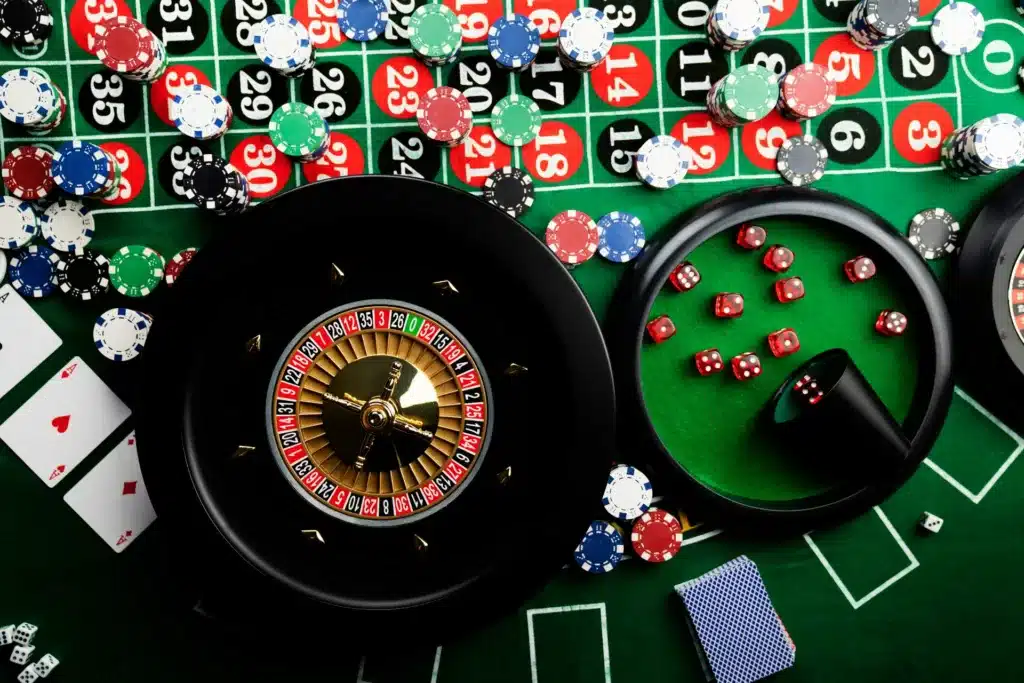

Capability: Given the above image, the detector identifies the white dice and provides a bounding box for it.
[0,624,15,646]
[919,511,944,534]
[10,644,35,665]
[13,623,37,647]
[34,653,59,678]
[17,664,39,683]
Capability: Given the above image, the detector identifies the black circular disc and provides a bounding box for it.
[134,176,615,641]
[606,186,954,533]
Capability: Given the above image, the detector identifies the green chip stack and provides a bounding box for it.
[491,95,542,147]
[707,64,779,128]
[408,4,463,66]
[109,244,165,298]
[269,103,330,161]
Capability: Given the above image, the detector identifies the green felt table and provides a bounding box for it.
[2,0,1024,680]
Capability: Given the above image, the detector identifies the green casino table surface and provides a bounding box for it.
[2,0,1024,680]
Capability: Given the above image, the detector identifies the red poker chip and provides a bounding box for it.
[416,86,473,145]
[630,508,683,563]
[2,146,55,200]
[780,63,837,120]
[165,247,198,286]
[545,210,599,265]
[95,16,159,74]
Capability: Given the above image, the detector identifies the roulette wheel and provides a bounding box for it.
[134,176,616,640]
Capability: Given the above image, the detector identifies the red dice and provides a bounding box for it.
[844,256,876,283]
[774,277,805,303]
[793,374,823,404]
[695,348,725,375]
[668,262,701,292]
[731,352,762,380]
[875,310,907,336]
[714,292,744,318]
[646,315,677,343]
[736,224,767,250]
[767,328,800,357]
[763,245,794,273]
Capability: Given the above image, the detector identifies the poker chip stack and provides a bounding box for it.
[408,4,463,66]
[416,86,473,147]
[2,145,56,200]
[940,114,1024,180]
[929,2,984,56]
[336,0,389,43]
[182,152,250,215]
[574,521,625,574]
[51,140,122,200]
[94,16,169,84]
[706,0,770,52]
[170,84,233,141]
[0,67,66,135]
[846,0,918,51]
[253,14,316,77]
[269,103,329,161]
[777,63,837,122]
[557,8,615,72]
[708,64,779,128]
[488,13,541,72]
[108,244,165,298]
[56,250,110,301]
[0,0,54,46]
[40,198,96,253]
[491,94,541,147]
[635,135,692,189]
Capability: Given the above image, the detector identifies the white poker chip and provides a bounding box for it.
[253,14,313,71]
[713,0,770,40]
[170,84,231,140]
[635,135,692,189]
[930,2,985,56]
[93,308,152,362]
[0,68,59,126]
[40,199,94,253]
[0,249,7,285]
[558,8,614,66]
[0,195,37,249]
[601,464,654,520]
[968,114,1024,170]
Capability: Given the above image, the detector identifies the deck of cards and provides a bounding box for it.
[675,556,796,683]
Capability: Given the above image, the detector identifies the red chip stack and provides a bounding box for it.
[416,86,473,148]
[777,63,837,122]
[94,16,168,84]
[2,146,55,200]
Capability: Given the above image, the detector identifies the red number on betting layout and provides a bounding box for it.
[521,120,583,183]
[670,113,730,175]
[294,0,344,48]
[229,135,293,198]
[371,57,434,120]
[763,0,798,27]
[591,44,654,108]
[70,0,133,54]
[151,66,212,126]
[98,142,145,205]
[814,34,875,97]
[302,133,366,182]
[450,126,512,187]
[893,102,954,165]
[513,0,575,38]
[741,110,803,171]
[442,0,503,43]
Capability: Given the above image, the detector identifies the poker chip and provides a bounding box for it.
[407,4,462,64]
[8,244,60,298]
[573,521,624,574]
[630,508,683,563]
[908,208,960,260]
[165,247,198,286]
[930,2,984,56]
[416,86,473,146]
[56,250,110,301]
[707,0,770,51]
[93,307,151,362]
[254,14,315,72]
[94,16,168,83]
[557,8,615,69]
[1019,59,1024,94]
[170,84,232,140]
[51,140,114,196]
[709,64,779,126]
[0,0,53,46]
[269,102,329,160]
[941,115,1024,179]
[182,152,250,215]
[336,0,389,42]
[545,210,600,266]
[635,135,691,189]
[847,0,918,50]
[0,249,6,285]
[0,67,60,127]
[776,135,828,187]
[488,14,540,71]
[482,167,535,219]
[491,95,541,147]
[778,63,836,121]
[39,199,95,254]
[0,195,37,249]
[2,145,54,199]
[601,464,653,521]
[597,211,645,263]
[108,245,164,298]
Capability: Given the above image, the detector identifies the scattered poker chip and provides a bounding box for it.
[108,245,164,298]
[51,140,113,196]
[908,208,960,260]
[93,307,152,362]
[631,508,683,563]
[930,2,984,56]
[597,212,645,263]
[182,153,250,215]
[491,94,541,146]
[635,135,691,189]
[545,210,600,265]
[416,86,473,146]
[0,195,37,249]
[254,14,314,70]
[558,8,615,68]
[407,4,462,63]
[0,0,53,46]
[778,63,836,121]
[2,145,54,199]
[488,14,541,71]
[601,464,653,521]
[776,135,828,186]
[269,102,329,159]
[56,250,110,301]
[7,244,60,298]
[0,67,60,127]
[482,167,535,219]
[336,0,390,42]
[573,521,624,574]
[94,16,168,83]
[0,249,6,285]
[170,84,231,140]
[39,198,95,253]
[165,247,198,286]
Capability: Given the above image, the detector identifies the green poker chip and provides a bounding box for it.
[720,64,779,121]
[408,4,463,61]
[269,103,329,158]
[109,244,164,298]
[491,95,542,147]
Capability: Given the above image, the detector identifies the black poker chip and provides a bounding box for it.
[182,152,248,214]
[56,250,110,301]
[908,208,960,260]
[0,0,53,46]
[482,166,535,219]
[776,135,828,187]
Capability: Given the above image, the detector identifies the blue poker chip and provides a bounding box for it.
[51,140,112,196]
[8,244,60,298]
[487,14,540,70]
[597,211,645,263]
[336,0,389,42]
[574,521,624,574]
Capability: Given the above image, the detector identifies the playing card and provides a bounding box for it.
[64,431,156,553]
[0,357,131,487]
[0,284,62,401]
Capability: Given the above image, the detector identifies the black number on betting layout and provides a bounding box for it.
[519,49,582,112]
[147,0,209,54]
[601,0,651,35]
[160,143,207,200]
[456,61,495,113]
[299,63,361,123]
[887,31,948,91]
[221,0,279,50]
[228,65,289,124]
[79,71,142,133]
[665,0,711,30]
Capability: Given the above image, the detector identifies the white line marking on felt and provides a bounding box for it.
[527,603,611,683]
[803,507,919,610]
[958,19,1024,95]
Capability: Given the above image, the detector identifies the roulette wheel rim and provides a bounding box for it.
[607,186,954,533]
[135,175,616,636]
